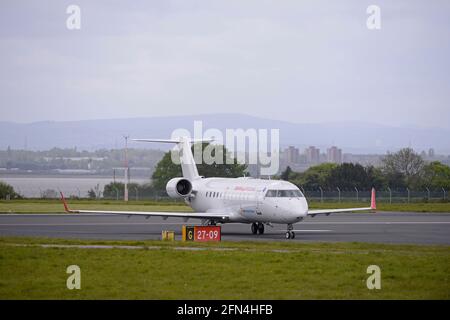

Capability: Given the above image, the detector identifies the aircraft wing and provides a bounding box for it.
[307,206,372,216]
[60,193,231,221]
[307,188,377,217]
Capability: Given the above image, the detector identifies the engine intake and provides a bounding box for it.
[166,178,193,198]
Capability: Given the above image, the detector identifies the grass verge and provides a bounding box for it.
[0,236,448,299]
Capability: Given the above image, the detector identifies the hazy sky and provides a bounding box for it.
[0,1,449,128]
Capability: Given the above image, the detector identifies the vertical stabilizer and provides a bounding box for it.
[177,137,199,180]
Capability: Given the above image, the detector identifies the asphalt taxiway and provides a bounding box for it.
[0,212,449,244]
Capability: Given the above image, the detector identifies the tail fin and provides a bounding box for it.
[133,137,213,181]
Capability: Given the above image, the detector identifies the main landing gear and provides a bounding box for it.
[251,222,265,235]
[285,224,295,239]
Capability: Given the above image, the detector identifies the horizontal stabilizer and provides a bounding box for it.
[132,136,214,180]
[132,138,214,144]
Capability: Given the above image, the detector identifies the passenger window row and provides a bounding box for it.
[206,191,223,198]
[265,190,303,198]
[205,191,255,201]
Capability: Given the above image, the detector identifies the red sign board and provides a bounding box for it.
[194,226,221,242]
[183,226,221,242]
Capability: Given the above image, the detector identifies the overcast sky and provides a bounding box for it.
[0,0,449,128]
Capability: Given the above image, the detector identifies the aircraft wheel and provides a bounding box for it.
[251,223,258,235]
[291,231,295,239]
[257,223,265,235]
[285,232,291,239]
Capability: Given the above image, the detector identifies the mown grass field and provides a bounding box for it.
[0,199,449,213]
[0,237,448,299]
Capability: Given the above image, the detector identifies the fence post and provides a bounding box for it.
[426,187,430,201]
[406,188,410,203]
[354,187,358,202]
[300,186,306,197]
[113,187,119,201]
[319,186,323,203]
[337,187,341,203]
[387,187,392,204]
[442,187,446,201]
[94,184,101,199]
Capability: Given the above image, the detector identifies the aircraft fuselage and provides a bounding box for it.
[188,177,308,224]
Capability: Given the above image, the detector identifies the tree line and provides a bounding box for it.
[80,147,450,197]
[281,148,450,191]
[1,146,448,199]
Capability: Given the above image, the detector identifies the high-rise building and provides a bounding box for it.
[327,146,342,163]
[428,148,435,158]
[305,146,320,164]
[284,146,300,164]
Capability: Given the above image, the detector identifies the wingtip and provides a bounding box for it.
[60,191,71,213]
[371,188,377,211]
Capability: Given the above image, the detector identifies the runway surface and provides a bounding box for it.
[1,212,450,244]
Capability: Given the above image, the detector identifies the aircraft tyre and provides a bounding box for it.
[257,223,264,235]
[285,231,295,239]
[251,223,258,235]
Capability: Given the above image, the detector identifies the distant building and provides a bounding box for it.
[305,146,320,164]
[284,146,300,164]
[327,146,342,163]
[428,148,435,158]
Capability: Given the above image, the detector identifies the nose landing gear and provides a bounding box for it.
[285,224,295,239]
[251,222,265,235]
[285,231,295,239]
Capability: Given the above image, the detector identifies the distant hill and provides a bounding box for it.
[1,114,449,154]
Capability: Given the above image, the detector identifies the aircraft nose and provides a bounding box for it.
[281,198,307,219]
[290,205,307,220]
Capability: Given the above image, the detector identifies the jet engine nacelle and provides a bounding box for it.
[166,178,193,198]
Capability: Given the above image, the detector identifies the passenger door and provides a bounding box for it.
[255,190,264,216]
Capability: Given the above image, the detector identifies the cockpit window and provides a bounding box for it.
[265,190,277,197]
[265,189,303,198]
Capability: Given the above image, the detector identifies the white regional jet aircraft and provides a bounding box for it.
[61,137,376,239]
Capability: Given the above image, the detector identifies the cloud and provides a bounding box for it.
[0,0,449,129]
